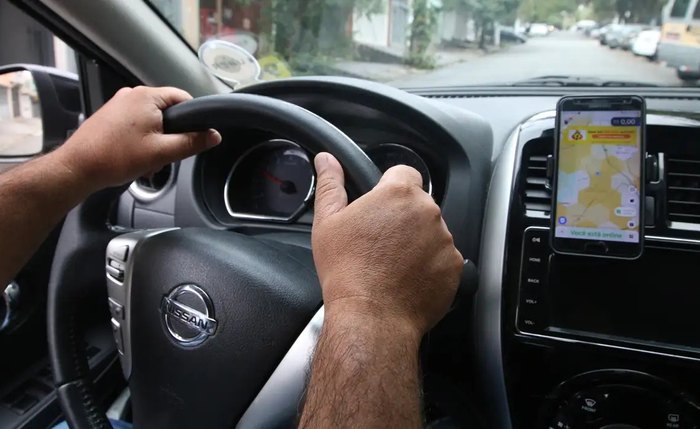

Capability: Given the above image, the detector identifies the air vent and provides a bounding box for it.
[524,155,552,218]
[666,157,700,225]
[129,163,175,202]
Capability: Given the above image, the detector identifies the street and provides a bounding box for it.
[391,31,681,87]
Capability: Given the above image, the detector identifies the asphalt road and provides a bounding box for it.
[391,31,681,87]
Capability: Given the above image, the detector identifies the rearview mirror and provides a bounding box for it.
[0,65,80,159]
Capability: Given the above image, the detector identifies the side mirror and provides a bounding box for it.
[0,64,80,159]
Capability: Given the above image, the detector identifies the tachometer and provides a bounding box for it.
[366,144,432,194]
[224,139,314,222]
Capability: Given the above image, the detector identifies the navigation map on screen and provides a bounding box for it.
[555,110,642,244]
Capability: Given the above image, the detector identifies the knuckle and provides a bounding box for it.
[384,180,415,197]
[115,87,132,97]
[415,194,441,217]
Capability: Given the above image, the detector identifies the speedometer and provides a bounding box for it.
[366,144,432,194]
[224,139,315,222]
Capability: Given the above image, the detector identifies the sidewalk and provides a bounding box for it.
[330,46,486,82]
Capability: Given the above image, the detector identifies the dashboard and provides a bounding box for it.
[115,78,700,429]
[202,136,433,225]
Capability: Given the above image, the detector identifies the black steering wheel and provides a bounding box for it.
[47,93,382,428]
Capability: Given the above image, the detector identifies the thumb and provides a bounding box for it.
[156,129,222,163]
[313,152,348,222]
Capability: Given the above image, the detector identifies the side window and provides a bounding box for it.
[693,0,700,19]
[0,2,77,73]
[0,2,79,166]
[671,0,691,18]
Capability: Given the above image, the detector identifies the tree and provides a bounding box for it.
[442,0,522,48]
[233,0,383,60]
[591,0,665,23]
[407,0,438,68]
[518,0,579,25]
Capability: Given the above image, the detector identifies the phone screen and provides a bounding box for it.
[553,107,643,251]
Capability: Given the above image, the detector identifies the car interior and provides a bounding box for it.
[2,1,700,428]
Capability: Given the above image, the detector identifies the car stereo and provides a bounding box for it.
[516,227,700,358]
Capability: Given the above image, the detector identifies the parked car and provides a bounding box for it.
[601,24,621,45]
[575,19,598,33]
[528,23,550,37]
[632,28,661,59]
[606,25,638,49]
[593,24,612,40]
[500,27,527,44]
[620,25,648,50]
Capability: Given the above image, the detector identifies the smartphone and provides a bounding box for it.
[551,96,646,259]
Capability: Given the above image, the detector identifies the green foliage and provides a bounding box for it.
[443,0,522,24]
[590,0,665,23]
[408,0,438,69]
[231,0,385,61]
[518,0,579,25]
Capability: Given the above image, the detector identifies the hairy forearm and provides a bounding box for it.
[299,308,423,428]
[0,150,95,286]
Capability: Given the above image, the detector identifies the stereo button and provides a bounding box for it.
[518,308,543,332]
[525,276,542,285]
[524,230,548,253]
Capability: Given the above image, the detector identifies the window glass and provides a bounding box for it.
[671,0,691,18]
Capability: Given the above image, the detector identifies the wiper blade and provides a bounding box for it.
[511,75,658,87]
[600,80,658,87]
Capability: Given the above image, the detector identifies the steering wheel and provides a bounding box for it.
[47,94,382,428]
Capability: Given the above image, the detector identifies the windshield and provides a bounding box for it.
[147,0,695,88]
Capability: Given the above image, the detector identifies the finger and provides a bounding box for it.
[377,164,423,190]
[149,86,194,110]
[155,129,222,163]
[313,152,348,222]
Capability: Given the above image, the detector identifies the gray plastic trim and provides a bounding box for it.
[474,125,519,429]
[38,0,228,96]
[129,164,176,203]
[236,307,324,429]
[106,228,176,379]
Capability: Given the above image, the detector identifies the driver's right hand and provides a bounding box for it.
[311,152,463,338]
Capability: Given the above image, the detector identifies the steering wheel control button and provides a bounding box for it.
[106,265,124,282]
[111,318,124,355]
[0,281,20,332]
[109,245,130,262]
[160,284,218,347]
[108,298,124,320]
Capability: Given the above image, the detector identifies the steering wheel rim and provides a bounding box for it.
[48,94,382,428]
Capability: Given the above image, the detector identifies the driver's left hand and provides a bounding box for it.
[54,86,221,189]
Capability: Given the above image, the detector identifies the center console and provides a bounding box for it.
[517,227,700,360]
[496,112,700,429]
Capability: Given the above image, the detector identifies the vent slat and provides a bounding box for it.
[668,186,700,191]
[526,189,550,199]
[526,177,548,185]
[667,155,700,225]
[668,172,700,178]
[525,202,551,211]
[523,151,552,217]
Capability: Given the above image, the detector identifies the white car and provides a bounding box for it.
[528,23,550,37]
[632,29,661,59]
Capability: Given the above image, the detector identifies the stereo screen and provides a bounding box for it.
[547,247,700,351]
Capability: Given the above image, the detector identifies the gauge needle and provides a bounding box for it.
[261,170,283,185]
[261,170,297,194]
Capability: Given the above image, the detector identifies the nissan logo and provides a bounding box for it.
[160,284,218,347]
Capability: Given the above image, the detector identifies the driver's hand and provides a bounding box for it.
[312,152,463,338]
[56,86,221,189]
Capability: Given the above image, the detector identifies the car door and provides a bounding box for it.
[0,3,128,428]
